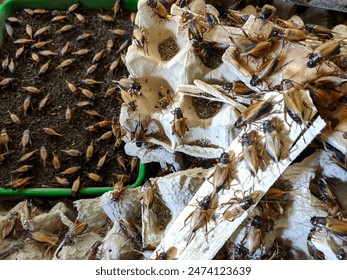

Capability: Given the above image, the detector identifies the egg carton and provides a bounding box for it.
[116,0,347,260]
[121,0,244,169]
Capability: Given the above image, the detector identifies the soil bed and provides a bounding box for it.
[0,8,138,192]
[158,37,179,61]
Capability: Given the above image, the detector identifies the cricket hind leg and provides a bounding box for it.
[186,230,196,246]
[302,99,316,129]
[251,175,257,193]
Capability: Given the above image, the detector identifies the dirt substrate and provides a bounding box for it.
[0,8,138,192]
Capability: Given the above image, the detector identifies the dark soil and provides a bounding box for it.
[0,8,139,192]
[158,37,179,61]
[193,41,225,69]
[192,97,223,119]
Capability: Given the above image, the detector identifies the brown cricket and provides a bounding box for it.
[118,219,142,247]
[42,127,62,136]
[183,194,214,245]
[0,128,11,152]
[6,177,33,189]
[71,176,81,197]
[234,96,277,129]
[146,0,168,19]
[59,166,81,176]
[19,129,31,151]
[18,149,38,163]
[40,145,48,166]
[311,216,347,236]
[28,231,59,256]
[96,152,108,170]
[171,108,189,138]
[208,152,235,193]
[221,191,258,222]
[241,132,260,182]
[61,149,82,157]
[280,79,306,126]
[52,152,61,171]
[85,141,94,162]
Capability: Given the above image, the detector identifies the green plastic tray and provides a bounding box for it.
[0,0,145,197]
